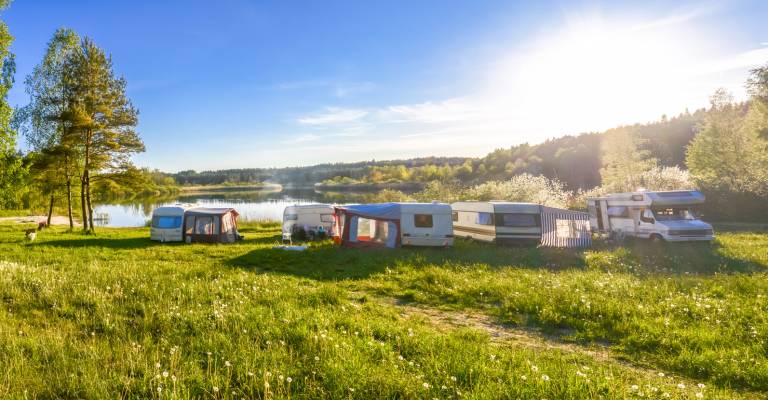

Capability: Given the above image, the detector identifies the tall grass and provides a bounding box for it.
[0,222,764,398]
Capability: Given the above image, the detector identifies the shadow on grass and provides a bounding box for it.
[38,237,164,249]
[227,235,765,281]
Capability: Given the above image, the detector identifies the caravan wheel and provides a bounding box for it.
[650,234,665,244]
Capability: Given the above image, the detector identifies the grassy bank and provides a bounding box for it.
[0,222,766,399]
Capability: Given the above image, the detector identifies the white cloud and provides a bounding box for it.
[297,107,369,125]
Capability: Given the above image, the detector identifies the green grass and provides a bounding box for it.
[0,222,766,399]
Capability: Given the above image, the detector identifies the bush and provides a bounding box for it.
[464,174,570,208]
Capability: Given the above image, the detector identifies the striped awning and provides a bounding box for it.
[540,207,592,248]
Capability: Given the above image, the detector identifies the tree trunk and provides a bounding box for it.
[85,171,94,233]
[66,178,74,229]
[46,193,55,227]
[80,175,89,232]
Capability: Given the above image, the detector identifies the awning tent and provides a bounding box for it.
[333,203,402,248]
[183,208,240,243]
[540,206,592,248]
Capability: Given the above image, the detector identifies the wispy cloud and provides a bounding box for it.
[297,107,369,125]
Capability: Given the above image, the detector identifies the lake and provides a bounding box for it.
[92,189,367,227]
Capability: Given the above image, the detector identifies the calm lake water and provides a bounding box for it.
[92,189,346,227]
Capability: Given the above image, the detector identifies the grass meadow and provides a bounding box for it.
[0,221,766,399]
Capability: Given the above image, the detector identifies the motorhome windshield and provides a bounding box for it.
[652,207,697,221]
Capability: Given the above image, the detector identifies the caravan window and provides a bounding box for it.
[285,214,298,221]
[452,212,458,222]
[320,214,334,223]
[476,212,494,226]
[496,213,539,227]
[152,216,182,229]
[414,214,433,228]
[653,207,697,221]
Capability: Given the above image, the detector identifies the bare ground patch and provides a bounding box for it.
[348,291,765,398]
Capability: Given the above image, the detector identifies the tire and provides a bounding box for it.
[649,234,665,244]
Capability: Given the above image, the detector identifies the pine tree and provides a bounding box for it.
[60,37,144,232]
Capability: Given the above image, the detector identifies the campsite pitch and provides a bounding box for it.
[0,221,766,399]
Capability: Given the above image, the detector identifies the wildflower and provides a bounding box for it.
[172,375,177,382]
[264,382,270,388]
[576,371,587,377]
[287,377,292,383]
[279,375,284,381]
[155,362,161,369]
[697,383,705,389]
[315,356,320,361]
[225,361,232,367]
[696,393,704,398]
[541,375,550,381]
[631,385,639,390]
[422,382,430,389]
[531,365,539,372]
[162,371,169,378]
[657,372,665,377]
[489,354,496,361]
[157,386,162,393]
[677,383,686,389]
[520,375,527,380]
[451,376,457,382]
[213,386,219,392]
[441,385,447,390]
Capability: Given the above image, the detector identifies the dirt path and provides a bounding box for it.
[348,291,763,396]
[0,215,80,227]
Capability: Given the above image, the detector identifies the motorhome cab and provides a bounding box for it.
[333,202,454,248]
[451,201,542,245]
[150,206,187,242]
[587,190,714,242]
[282,204,336,241]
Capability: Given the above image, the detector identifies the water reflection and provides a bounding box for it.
[92,189,377,227]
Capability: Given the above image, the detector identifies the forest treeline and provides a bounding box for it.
[172,109,706,191]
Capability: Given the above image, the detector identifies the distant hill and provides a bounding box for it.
[170,109,708,190]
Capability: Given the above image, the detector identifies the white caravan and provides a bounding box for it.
[451,202,542,244]
[587,190,714,242]
[150,206,188,242]
[282,204,336,240]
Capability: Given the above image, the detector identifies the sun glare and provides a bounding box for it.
[483,14,723,136]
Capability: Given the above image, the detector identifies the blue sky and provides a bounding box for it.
[6,0,768,171]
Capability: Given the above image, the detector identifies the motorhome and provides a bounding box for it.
[333,202,454,248]
[451,202,542,245]
[282,204,335,241]
[451,201,592,247]
[586,190,714,242]
[150,206,187,242]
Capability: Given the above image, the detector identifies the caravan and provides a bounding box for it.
[451,202,542,245]
[451,201,591,247]
[150,206,188,242]
[587,190,714,242]
[282,204,336,241]
[333,203,454,248]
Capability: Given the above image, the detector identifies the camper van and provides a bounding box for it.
[451,202,543,245]
[150,206,187,242]
[282,204,335,241]
[587,190,714,242]
[334,202,454,247]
